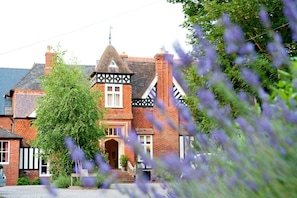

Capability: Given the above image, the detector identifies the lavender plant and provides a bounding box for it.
[44,1,297,197]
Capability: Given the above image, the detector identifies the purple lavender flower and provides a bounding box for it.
[210,129,229,149]
[241,68,260,87]
[174,42,193,66]
[145,112,164,132]
[259,7,271,28]
[238,42,255,56]
[70,147,85,162]
[82,160,94,172]
[81,176,96,188]
[65,136,75,151]
[244,180,259,191]
[283,0,297,41]
[196,89,217,109]
[222,14,245,54]
[267,33,289,67]
[40,177,58,196]
[135,174,149,194]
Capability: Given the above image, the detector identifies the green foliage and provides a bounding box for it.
[120,155,129,167]
[168,0,289,135]
[32,46,105,177]
[31,177,40,185]
[17,177,30,185]
[169,0,295,56]
[53,175,71,188]
[270,58,297,106]
[96,173,107,188]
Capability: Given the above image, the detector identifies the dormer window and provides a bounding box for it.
[105,84,123,108]
[108,59,119,72]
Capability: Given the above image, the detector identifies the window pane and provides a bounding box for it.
[140,136,144,144]
[107,86,112,91]
[115,86,120,92]
[107,94,113,106]
[146,136,151,144]
[3,152,7,163]
[114,94,120,106]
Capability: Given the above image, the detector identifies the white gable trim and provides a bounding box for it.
[141,75,158,99]
[173,77,186,96]
[28,110,36,118]
[141,76,186,99]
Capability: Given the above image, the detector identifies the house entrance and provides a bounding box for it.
[105,139,118,169]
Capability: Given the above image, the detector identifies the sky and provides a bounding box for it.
[0,0,190,69]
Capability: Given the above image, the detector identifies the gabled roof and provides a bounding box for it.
[127,58,155,98]
[12,63,45,92]
[95,45,133,74]
[0,68,29,115]
[0,127,22,139]
[6,64,96,97]
[9,64,95,118]
[14,93,44,118]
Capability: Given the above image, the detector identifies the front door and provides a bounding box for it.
[105,139,118,169]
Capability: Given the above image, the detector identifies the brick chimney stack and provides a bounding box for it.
[44,45,57,75]
[120,52,128,63]
[154,51,174,106]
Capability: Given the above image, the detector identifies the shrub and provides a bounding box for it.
[96,173,107,188]
[17,177,30,185]
[53,175,70,188]
[120,155,129,167]
[31,177,40,185]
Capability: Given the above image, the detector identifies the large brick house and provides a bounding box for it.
[0,45,189,185]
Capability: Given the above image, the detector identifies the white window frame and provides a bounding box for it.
[39,157,51,177]
[0,141,9,164]
[105,127,122,136]
[138,135,153,169]
[105,84,123,108]
[179,135,194,159]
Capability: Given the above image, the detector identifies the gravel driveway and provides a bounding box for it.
[0,183,167,198]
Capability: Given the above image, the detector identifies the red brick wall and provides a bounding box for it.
[0,117,12,131]
[131,108,152,129]
[14,119,37,147]
[3,139,20,185]
[92,83,133,120]
[152,106,179,158]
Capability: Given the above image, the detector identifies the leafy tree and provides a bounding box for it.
[169,0,294,133]
[169,0,294,56]
[33,48,105,177]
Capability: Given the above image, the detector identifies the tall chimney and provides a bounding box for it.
[44,45,57,75]
[154,51,174,106]
[120,52,128,63]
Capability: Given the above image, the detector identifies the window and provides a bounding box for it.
[105,127,121,136]
[39,158,51,176]
[138,135,153,168]
[179,135,194,159]
[0,141,9,164]
[105,84,122,108]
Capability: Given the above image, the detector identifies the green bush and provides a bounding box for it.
[31,177,40,185]
[120,154,129,167]
[17,177,30,185]
[96,173,106,188]
[53,175,71,188]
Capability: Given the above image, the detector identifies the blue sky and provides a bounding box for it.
[0,0,189,68]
